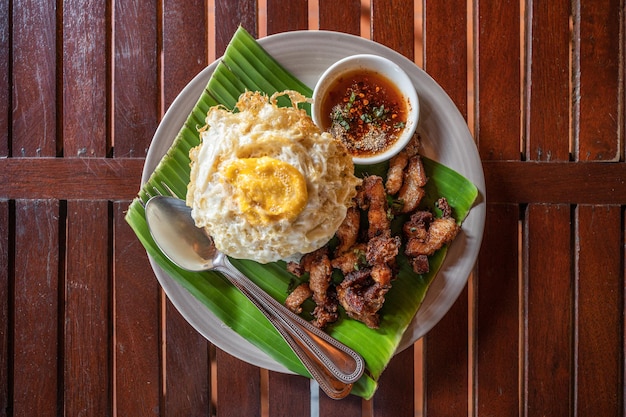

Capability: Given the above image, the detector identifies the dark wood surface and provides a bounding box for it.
[2,1,624,416]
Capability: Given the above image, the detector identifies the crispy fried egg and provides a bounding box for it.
[186,90,361,264]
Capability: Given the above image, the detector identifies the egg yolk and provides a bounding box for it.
[222,157,308,225]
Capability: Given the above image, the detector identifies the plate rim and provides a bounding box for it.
[142,29,486,373]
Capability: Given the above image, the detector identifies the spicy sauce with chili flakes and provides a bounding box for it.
[319,69,408,157]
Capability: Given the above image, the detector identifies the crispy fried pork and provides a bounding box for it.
[404,198,460,274]
[361,175,391,239]
[334,206,361,255]
[336,268,388,329]
[397,155,428,213]
[284,134,462,330]
[385,152,409,195]
[287,247,339,328]
[284,283,312,314]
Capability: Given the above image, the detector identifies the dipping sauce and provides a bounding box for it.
[319,70,408,158]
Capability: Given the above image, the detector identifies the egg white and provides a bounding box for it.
[187,91,361,264]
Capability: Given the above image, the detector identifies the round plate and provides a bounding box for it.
[142,30,486,373]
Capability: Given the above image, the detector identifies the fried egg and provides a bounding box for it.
[186,90,361,264]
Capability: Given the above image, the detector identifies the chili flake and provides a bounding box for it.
[319,69,408,157]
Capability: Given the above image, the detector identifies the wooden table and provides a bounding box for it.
[1,1,624,416]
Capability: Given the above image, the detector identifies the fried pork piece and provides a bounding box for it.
[284,283,312,314]
[386,133,421,196]
[403,133,422,157]
[336,268,389,329]
[397,155,428,213]
[331,243,367,275]
[286,247,339,328]
[385,152,409,195]
[360,175,391,239]
[404,198,460,274]
[334,206,361,255]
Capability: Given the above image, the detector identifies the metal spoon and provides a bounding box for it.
[144,195,365,399]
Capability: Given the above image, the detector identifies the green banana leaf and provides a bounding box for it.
[125,26,478,399]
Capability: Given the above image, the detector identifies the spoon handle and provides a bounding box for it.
[227,278,354,399]
[216,255,365,386]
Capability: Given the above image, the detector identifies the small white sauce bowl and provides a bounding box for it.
[312,54,419,165]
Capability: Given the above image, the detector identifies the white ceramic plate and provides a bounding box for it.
[142,30,486,373]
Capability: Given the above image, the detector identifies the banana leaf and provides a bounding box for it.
[125,26,478,399]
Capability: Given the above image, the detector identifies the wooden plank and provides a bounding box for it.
[4,159,626,205]
[576,0,621,161]
[475,204,520,415]
[575,205,621,416]
[0,0,8,157]
[163,0,208,109]
[423,287,468,416]
[482,161,626,205]
[318,0,361,35]
[476,0,521,160]
[0,200,8,417]
[215,0,257,57]
[13,199,59,417]
[524,204,572,416]
[113,0,159,157]
[371,0,414,60]
[319,385,362,417]
[0,157,144,201]
[62,0,107,157]
[64,200,110,415]
[113,201,161,416]
[164,302,211,416]
[422,1,469,414]
[423,0,467,117]
[526,1,571,161]
[215,350,261,417]
[266,0,308,35]
[373,347,415,416]
[12,1,57,157]
[267,372,310,416]
[161,3,212,415]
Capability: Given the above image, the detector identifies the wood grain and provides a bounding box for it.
[113,202,161,416]
[215,350,261,416]
[267,372,311,416]
[0,200,8,417]
[371,0,414,60]
[483,161,626,204]
[424,287,469,416]
[319,386,362,417]
[576,0,622,161]
[423,0,467,117]
[0,157,144,200]
[575,205,622,415]
[62,0,108,157]
[12,1,57,157]
[113,0,159,157]
[524,204,572,415]
[422,1,469,414]
[161,3,212,414]
[476,0,521,160]
[526,1,571,161]
[318,0,361,34]
[163,0,208,110]
[373,347,415,416]
[215,0,258,56]
[0,0,8,157]
[266,0,308,35]
[475,204,520,415]
[13,200,59,417]
[64,200,110,415]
